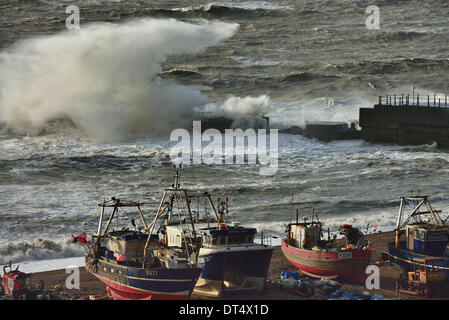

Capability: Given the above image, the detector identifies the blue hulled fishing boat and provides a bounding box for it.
[163,196,273,297]
[85,170,203,300]
[385,194,449,278]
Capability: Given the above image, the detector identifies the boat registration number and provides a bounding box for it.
[146,270,158,276]
[338,252,352,259]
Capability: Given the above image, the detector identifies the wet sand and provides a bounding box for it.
[24,231,442,300]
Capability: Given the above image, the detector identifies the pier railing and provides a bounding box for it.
[260,231,272,246]
[378,94,449,108]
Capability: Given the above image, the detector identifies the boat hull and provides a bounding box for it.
[387,242,449,279]
[85,257,202,300]
[194,245,273,297]
[281,239,372,283]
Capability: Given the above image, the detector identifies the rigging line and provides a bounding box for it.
[118,207,138,226]
[290,192,293,224]
[178,189,195,255]
[173,190,191,263]
[197,197,200,221]
[204,199,210,229]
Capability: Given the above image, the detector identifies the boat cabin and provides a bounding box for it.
[165,223,257,248]
[200,225,257,248]
[406,224,448,256]
[289,224,321,249]
[285,222,365,251]
[92,229,161,268]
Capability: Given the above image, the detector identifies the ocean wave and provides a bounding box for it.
[371,30,428,41]
[209,72,348,94]
[38,0,121,6]
[0,154,163,173]
[172,1,292,15]
[248,221,288,238]
[0,18,238,139]
[0,238,86,264]
[244,205,401,237]
[330,58,449,75]
[280,72,341,83]
[160,69,204,79]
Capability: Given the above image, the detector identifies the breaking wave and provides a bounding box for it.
[200,95,272,128]
[161,69,204,79]
[0,18,239,139]
[0,238,86,264]
[172,2,292,14]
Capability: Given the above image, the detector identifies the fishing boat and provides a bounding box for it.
[85,170,202,300]
[160,193,273,297]
[1,262,31,300]
[194,198,273,297]
[281,213,373,283]
[385,194,449,278]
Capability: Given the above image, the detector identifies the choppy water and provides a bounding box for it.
[1,0,449,264]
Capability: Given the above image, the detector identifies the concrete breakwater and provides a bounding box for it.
[360,96,449,148]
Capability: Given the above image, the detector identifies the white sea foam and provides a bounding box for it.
[0,18,286,140]
[0,18,238,139]
[0,238,86,265]
[267,97,366,129]
[199,95,272,128]
[173,2,293,12]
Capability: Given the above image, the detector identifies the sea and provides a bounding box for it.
[1,0,449,272]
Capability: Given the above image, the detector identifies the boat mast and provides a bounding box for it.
[395,194,446,248]
[424,197,442,226]
[395,197,405,248]
[205,192,219,222]
[97,203,105,236]
[142,167,200,266]
[102,199,119,236]
[98,198,151,236]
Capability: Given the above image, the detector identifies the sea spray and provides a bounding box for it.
[0,18,239,139]
[0,238,86,265]
[200,95,272,129]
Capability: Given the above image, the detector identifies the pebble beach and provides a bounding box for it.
[14,231,440,301]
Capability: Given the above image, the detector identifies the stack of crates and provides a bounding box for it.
[406,225,448,256]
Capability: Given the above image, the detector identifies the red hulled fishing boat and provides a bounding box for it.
[281,217,373,283]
